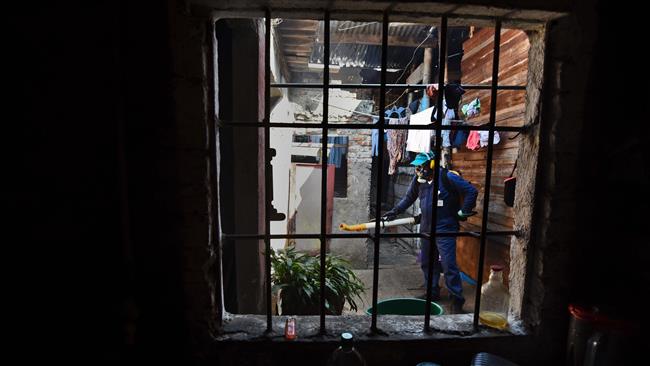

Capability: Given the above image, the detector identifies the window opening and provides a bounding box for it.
[216,10,530,335]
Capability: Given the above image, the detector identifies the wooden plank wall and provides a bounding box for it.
[454,28,529,286]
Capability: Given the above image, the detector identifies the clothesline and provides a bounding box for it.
[329,102,470,123]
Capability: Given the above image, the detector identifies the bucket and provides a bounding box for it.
[365,297,444,316]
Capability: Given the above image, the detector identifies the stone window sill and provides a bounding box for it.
[215,314,527,342]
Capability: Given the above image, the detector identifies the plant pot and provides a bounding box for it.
[277,287,311,315]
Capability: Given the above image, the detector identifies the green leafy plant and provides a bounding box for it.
[270,247,365,315]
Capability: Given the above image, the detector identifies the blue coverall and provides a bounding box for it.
[388,170,478,302]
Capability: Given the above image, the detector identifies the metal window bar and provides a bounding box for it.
[270,83,525,90]
[423,15,448,330]
[218,121,526,132]
[223,11,517,335]
[472,19,502,331]
[264,9,273,333]
[319,11,330,333]
[370,11,389,333]
[223,230,517,241]
[206,19,224,330]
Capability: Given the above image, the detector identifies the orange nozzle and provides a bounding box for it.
[339,223,367,232]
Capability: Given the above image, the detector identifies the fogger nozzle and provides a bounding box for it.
[339,216,418,232]
[339,223,368,232]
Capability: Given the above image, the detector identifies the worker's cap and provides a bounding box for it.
[410,151,435,166]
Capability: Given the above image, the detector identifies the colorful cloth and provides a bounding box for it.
[387,116,409,175]
[466,130,481,151]
[479,130,500,147]
[461,98,481,119]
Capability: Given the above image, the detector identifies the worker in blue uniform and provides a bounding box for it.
[382,151,478,313]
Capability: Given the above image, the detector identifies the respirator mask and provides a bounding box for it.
[415,161,434,183]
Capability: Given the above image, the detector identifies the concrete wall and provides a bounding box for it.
[287,88,374,267]
[330,127,373,268]
[214,19,267,314]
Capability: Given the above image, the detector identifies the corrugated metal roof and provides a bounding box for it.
[310,21,434,69]
[328,21,433,41]
[275,19,437,79]
[311,43,425,69]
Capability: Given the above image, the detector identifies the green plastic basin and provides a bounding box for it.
[365,297,444,316]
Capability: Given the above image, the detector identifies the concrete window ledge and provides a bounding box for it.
[215,314,527,342]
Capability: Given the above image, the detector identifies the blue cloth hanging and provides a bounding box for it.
[311,135,348,168]
[371,117,388,156]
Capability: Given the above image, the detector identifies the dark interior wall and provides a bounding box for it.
[10,0,644,364]
[571,2,647,318]
[523,3,646,363]
[216,19,265,314]
[10,0,186,362]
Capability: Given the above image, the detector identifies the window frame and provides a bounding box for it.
[212,9,536,336]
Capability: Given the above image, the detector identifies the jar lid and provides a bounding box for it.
[490,264,504,271]
[568,304,640,334]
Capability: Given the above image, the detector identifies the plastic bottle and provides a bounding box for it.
[326,332,367,366]
[479,264,510,330]
[284,316,297,340]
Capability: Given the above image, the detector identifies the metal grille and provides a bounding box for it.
[219,11,519,334]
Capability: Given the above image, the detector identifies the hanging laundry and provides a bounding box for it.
[442,108,454,148]
[479,130,500,147]
[400,108,413,163]
[310,135,348,168]
[408,99,420,114]
[452,129,469,148]
[466,130,481,151]
[328,137,347,168]
[371,117,387,157]
[406,106,434,153]
[418,94,430,112]
[461,98,481,119]
[450,121,469,148]
[387,114,409,175]
[429,99,455,148]
[371,128,380,156]
[386,105,406,119]
[444,83,466,113]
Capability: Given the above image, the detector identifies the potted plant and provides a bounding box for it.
[270,247,365,315]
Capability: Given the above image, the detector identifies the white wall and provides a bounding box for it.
[288,164,322,252]
[270,95,294,250]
